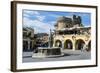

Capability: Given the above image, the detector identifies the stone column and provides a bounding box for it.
[73,40,76,51]
[28,39,30,50]
[62,41,64,49]
[72,35,76,51]
[48,29,52,48]
[61,35,65,52]
[59,38,64,54]
[53,40,55,47]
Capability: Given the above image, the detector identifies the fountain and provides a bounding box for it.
[32,29,64,58]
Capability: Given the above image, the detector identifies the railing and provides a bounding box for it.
[54,34,91,39]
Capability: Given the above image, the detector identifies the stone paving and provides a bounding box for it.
[22,50,91,63]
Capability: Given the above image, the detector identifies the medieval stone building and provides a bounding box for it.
[53,15,91,51]
[23,27,36,51]
[34,33,49,47]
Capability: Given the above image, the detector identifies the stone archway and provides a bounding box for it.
[87,41,91,51]
[55,40,62,48]
[23,40,28,51]
[75,39,85,50]
[64,39,73,49]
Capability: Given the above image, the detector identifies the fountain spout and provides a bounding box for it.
[32,29,64,58]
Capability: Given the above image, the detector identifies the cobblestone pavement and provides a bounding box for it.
[22,50,91,63]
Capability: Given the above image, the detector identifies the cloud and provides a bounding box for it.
[23,17,54,33]
[48,21,56,26]
[23,10,39,19]
[23,10,46,21]
[48,13,61,18]
[23,10,40,15]
[36,15,45,21]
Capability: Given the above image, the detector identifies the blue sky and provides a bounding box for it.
[23,9,91,33]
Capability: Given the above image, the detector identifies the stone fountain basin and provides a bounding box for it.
[32,47,64,58]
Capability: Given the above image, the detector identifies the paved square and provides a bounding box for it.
[23,50,91,63]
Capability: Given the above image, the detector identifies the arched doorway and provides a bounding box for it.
[87,41,91,51]
[55,40,62,48]
[64,39,73,49]
[23,40,28,51]
[75,39,85,50]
